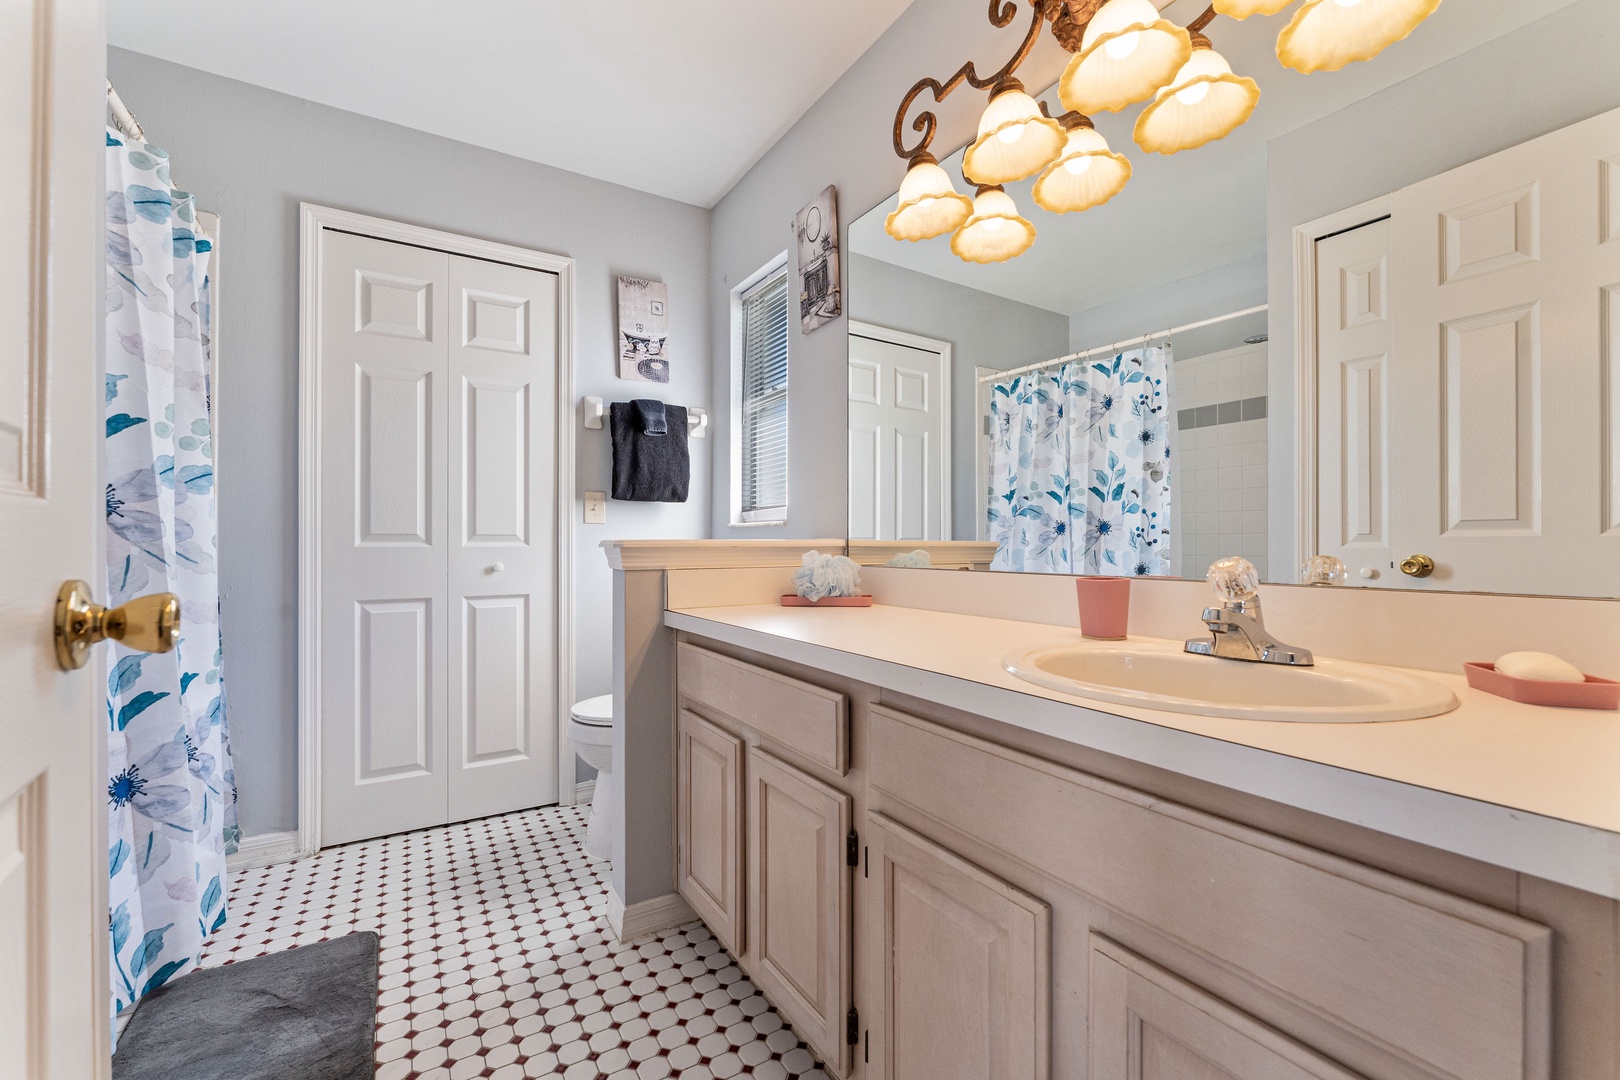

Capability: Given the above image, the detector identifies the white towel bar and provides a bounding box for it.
[581,396,707,438]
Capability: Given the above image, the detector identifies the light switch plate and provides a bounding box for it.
[583,491,607,524]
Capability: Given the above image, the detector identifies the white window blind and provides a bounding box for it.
[739,268,789,520]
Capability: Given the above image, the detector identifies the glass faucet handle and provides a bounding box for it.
[1300,554,1348,586]
[1207,556,1261,604]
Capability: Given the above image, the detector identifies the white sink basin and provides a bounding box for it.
[1003,638,1458,723]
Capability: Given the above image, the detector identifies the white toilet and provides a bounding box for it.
[567,695,616,862]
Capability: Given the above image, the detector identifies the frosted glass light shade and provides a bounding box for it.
[1212,0,1296,17]
[1133,47,1260,154]
[1032,127,1132,214]
[962,85,1065,185]
[1059,0,1191,115]
[1276,0,1443,74]
[950,186,1036,264]
[884,158,973,241]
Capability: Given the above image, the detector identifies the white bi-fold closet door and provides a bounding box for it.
[317,228,560,847]
[1315,105,1620,596]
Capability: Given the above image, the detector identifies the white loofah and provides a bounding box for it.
[886,550,933,569]
[792,550,863,602]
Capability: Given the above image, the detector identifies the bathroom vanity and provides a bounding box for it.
[622,553,1620,1080]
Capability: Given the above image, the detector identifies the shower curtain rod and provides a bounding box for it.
[976,303,1269,385]
[107,80,146,142]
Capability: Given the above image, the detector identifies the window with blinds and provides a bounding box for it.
[737,267,789,521]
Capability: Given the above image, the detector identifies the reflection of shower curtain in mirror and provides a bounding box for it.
[987,347,1173,574]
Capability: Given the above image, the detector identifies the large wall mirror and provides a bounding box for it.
[846,0,1620,597]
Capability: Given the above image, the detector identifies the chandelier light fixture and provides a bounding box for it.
[885,0,1445,261]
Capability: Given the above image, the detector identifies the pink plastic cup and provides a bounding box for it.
[1076,577,1131,640]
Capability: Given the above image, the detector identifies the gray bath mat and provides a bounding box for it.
[113,931,378,1080]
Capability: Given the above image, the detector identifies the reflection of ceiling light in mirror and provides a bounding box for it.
[1134,42,1260,155]
[1276,0,1443,73]
[1211,0,1296,18]
[1032,122,1132,214]
[962,80,1066,185]
[950,185,1036,263]
[1059,0,1191,115]
[884,153,974,241]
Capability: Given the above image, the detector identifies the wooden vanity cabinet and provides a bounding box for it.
[747,747,853,1076]
[676,638,1570,1080]
[861,812,1050,1080]
[675,643,856,1075]
[674,709,744,956]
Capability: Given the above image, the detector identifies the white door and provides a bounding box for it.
[1315,218,1395,586]
[848,325,950,542]
[1,1,111,1075]
[317,229,560,847]
[1387,106,1620,595]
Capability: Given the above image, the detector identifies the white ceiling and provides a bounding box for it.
[850,0,1584,316]
[108,0,916,208]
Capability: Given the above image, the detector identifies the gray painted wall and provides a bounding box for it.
[1263,0,1620,571]
[1068,254,1267,362]
[707,1,1079,540]
[108,48,714,836]
[848,253,1069,539]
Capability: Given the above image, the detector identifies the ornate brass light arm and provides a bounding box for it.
[892,0,1067,164]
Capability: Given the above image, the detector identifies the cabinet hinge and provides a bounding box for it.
[846,1005,859,1045]
[846,829,859,868]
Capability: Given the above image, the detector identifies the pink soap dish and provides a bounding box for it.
[780,594,873,608]
[1463,663,1620,710]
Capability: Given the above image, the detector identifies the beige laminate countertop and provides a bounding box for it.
[665,602,1620,900]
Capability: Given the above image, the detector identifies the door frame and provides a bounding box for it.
[847,320,954,540]
[1290,194,1392,571]
[297,204,576,859]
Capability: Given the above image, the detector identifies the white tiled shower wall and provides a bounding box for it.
[1169,342,1269,580]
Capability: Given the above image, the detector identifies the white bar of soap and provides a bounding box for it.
[1495,651,1586,683]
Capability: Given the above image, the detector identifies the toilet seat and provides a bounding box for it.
[570,694,613,728]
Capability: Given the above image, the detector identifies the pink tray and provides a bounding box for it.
[1463,663,1620,710]
[780,594,873,608]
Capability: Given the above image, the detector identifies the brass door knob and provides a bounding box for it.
[1398,554,1436,579]
[54,580,179,671]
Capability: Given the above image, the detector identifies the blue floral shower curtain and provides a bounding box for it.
[987,346,1173,575]
[104,130,237,1030]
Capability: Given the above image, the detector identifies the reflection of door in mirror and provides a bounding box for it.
[848,324,950,542]
[1308,105,1620,597]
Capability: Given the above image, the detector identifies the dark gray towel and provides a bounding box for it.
[611,401,689,502]
[633,398,668,436]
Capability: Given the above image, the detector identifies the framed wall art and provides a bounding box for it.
[794,185,841,334]
[617,276,669,382]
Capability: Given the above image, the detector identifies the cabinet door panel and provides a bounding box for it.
[677,709,744,956]
[747,748,852,1075]
[1090,935,1365,1080]
[863,812,1050,1080]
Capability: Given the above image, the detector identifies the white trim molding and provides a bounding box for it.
[1291,195,1393,570]
[227,830,303,872]
[600,538,846,571]
[297,203,577,852]
[605,886,698,943]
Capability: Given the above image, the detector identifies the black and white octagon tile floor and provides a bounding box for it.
[203,805,831,1080]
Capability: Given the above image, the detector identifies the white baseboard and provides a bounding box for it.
[605,886,697,943]
[574,779,595,805]
[227,829,305,871]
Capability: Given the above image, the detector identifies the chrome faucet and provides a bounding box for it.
[1184,557,1314,666]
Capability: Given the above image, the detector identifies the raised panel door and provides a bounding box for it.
[677,710,745,956]
[861,812,1050,1080]
[447,254,559,820]
[1089,936,1364,1080]
[320,230,451,846]
[747,748,852,1076]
